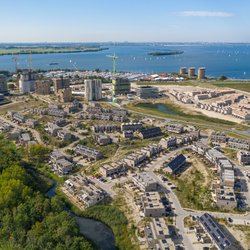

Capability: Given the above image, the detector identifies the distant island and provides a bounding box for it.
[148,50,184,56]
[0,46,109,56]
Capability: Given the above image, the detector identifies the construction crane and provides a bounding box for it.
[29,48,33,72]
[106,53,118,102]
[106,53,118,75]
[12,54,19,73]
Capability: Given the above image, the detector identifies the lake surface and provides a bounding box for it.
[137,103,177,115]
[1,43,250,79]
[46,182,116,250]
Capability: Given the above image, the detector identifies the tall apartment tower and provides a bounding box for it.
[19,70,35,94]
[112,77,130,96]
[84,79,102,101]
[198,67,206,80]
[0,74,8,95]
[188,67,196,78]
[53,77,70,93]
[35,80,51,95]
[179,67,187,75]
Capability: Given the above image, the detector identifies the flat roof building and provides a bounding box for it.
[199,213,232,250]
[132,172,158,192]
[84,79,102,101]
[136,86,159,99]
[141,192,165,218]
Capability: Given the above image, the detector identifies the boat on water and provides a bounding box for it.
[49,62,59,65]
[148,50,184,56]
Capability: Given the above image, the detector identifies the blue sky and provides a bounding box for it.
[0,0,249,42]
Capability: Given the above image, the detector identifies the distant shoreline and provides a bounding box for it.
[0,47,109,56]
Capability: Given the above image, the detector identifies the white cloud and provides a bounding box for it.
[176,11,234,17]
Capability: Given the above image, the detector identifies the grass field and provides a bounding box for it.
[126,101,237,126]
[211,81,250,92]
[136,80,250,93]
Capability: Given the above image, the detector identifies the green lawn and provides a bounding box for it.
[126,101,236,126]
[211,81,250,92]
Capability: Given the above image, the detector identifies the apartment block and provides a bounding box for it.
[237,151,250,166]
[132,172,158,192]
[138,127,162,139]
[167,123,184,134]
[94,134,112,146]
[141,192,165,217]
[160,137,177,149]
[199,213,232,250]
[64,174,105,207]
[227,138,250,151]
[121,122,143,132]
[210,131,227,143]
[35,80,51,95]
[100,162,127,178]
[92,124,119,133]
[75,144,103,161]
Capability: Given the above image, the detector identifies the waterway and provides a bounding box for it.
[1,43,250,79]
[46,182,116,250]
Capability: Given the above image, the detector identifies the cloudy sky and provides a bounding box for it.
[0,0,249,42]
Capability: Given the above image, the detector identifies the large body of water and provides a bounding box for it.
[1,43,250,79]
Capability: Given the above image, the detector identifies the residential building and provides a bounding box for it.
[146,218,173,250]
[160,137,177,149]
[112,77,131,96]
[0,74,8,94]
[19,70,35,94]
[50,150,66,163]
[121,122,143,132]
[47,108,67,118]
[122,130,134,139]
[47,122,61,136]
[100,162,127,178]
[227,138,250,151]
[210,131,227,143]
[57,130,72,141]
[12,112,26,123]
[215,187,237,210]
[164,154,186,174]
[58,88,72,102]
[124,151,147,168]
[53,77,70,93]
[84,79,102,101]
[132,172,158,192]
[19,133,31,146]
[141,192,165,217]
[138,127,162,139]
[140,144,162,158]
[198,67,206,80]
[205,148,227,164]
[192,141,209,155]
[25,118,38,128]
[136,86,159,99]
[167,123,184,134]
[237,151,250,166]
[199,213,232,250]
[54,158,73,175]
[35,80,51,95]
[94,134,112,146]
[92,124,119,133]
[64,174,105,207]
[188,67,195,77]
[75,144,103,161]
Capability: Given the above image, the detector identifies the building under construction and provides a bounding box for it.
[112,77,131,96]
